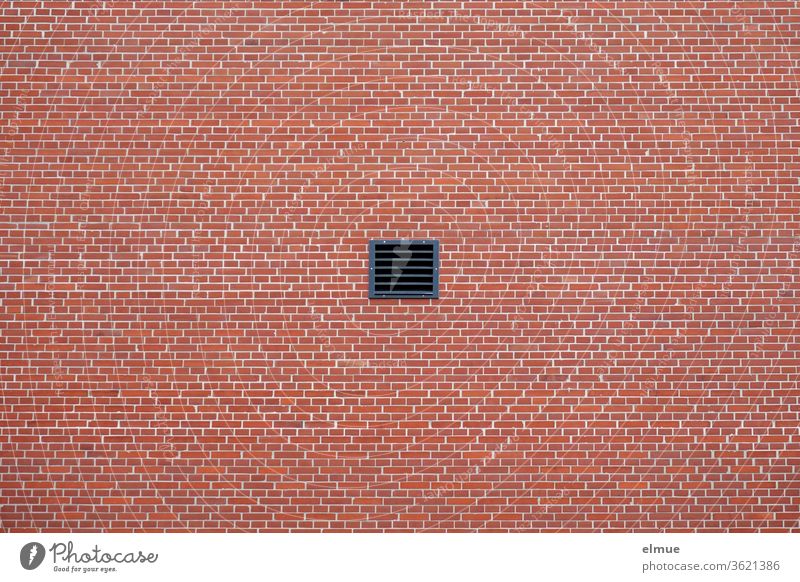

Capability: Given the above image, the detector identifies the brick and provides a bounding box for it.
[0,0,798,534]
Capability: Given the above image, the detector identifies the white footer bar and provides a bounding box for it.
[1,533,796,581]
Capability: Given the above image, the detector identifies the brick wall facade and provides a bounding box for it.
[1,1,799,532]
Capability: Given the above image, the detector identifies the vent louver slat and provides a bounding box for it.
[369,240,439,299]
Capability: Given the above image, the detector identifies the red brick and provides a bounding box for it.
[0,1,798,534]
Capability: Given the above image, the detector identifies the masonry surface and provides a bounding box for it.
[1,1,799,532]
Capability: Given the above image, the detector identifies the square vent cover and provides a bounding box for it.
[369,240,439,299]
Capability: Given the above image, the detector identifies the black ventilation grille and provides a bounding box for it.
[369,240,439,299]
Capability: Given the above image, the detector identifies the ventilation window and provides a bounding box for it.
[369,240,439,299]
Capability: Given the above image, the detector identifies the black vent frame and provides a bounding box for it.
[369,239,439,299]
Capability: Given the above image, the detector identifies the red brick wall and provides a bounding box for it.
[2,1,799,532]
